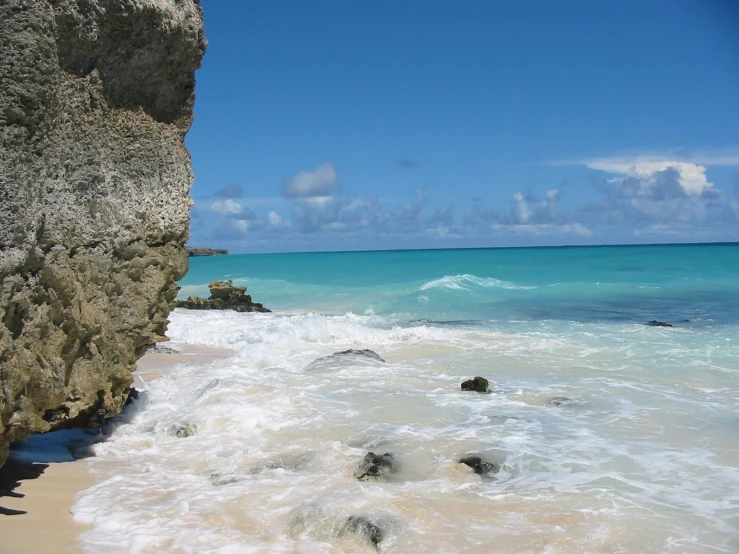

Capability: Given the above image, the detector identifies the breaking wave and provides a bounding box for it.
[420,274,537,292]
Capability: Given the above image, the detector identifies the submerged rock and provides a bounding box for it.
[306,349,385,370]
[0,0,206,466]
[355,452,395,481]
[333,349,386,362]
[171,423,197,438]
[548,396,574,406]
[209,473,242,486]
[647,320,674,327]
[340,516,384,547]
[174,280,270,313]
[459,455,500,475]
[461,376,492,393]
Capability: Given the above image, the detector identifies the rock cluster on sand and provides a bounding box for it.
[174,280,270,313]
[0,0,205,466]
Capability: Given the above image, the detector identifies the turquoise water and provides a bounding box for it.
[180,243,739,327]
[75,243,739,552]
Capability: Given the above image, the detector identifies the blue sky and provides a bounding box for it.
[186,0,739,253]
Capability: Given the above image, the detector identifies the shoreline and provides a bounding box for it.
[0,343,231,553]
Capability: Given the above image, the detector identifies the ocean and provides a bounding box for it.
[72,243,739,552]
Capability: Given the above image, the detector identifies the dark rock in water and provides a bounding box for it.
[171,423,197,438]
[333,349,385,362]
[123,388,139,408]
[459,456,500,475]
[356,452,395,481]
[174,280,270,313]
[185,247,228,257]
[306,349,385,370]
[549,396,573,406]
[341,516,384,546]
[647,320,674,327]
[461,376,492,393]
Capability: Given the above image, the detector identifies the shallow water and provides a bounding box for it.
[74,244,739,552]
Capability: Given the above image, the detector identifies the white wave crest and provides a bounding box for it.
[420,274,536,292]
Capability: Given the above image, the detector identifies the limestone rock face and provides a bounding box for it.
[0,0,206,465]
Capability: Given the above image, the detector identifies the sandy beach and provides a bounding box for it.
[0,460,92,553]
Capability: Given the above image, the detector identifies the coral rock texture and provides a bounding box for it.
[0,0,206,466]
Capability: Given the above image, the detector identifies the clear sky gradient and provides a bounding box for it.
[186,0,739,253]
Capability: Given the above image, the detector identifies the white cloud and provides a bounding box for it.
[509,189,559,224]
[210,199,242,215]
[584,158,713,196]
[490,222,592,237]
[282,162,339,198]
[512,192,531,223]
[233,220,249,233]
[267,211,282,226]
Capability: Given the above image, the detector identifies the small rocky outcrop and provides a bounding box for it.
[459,455,500,475]
[355,452,395,481]
[340,516,384,547]
[461,376,492,393]
[174,280,270,313]
[0,0,205,466]
[185,247,227,257]
[647,320,674,327]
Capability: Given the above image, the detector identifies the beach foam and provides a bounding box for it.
[72,305,739,552]
[72,245,739,552]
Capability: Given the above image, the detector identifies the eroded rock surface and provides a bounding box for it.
[0,0,206,466]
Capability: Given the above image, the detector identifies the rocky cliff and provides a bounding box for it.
[0,0,206,466]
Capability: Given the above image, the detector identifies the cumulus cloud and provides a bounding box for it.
[282,162,339,198]
[584,157,713,196]
[193,149,739,249]
[510,189,559,224]
[210,199,243,215]
[213,184,244,198]
[268,211,282,226]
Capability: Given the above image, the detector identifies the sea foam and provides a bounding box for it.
[72,304,739,553]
